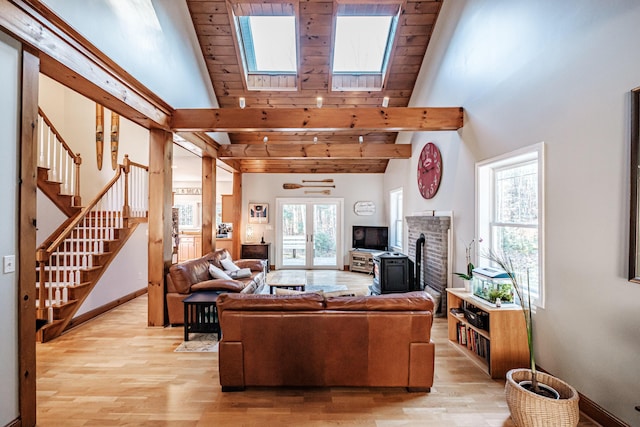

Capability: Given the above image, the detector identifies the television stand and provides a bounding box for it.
[349,249,375,274]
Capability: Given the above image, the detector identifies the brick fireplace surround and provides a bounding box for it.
[406,214,451,316]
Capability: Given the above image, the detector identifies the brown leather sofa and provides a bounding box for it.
[166,249,266,325]
[217,291,435,392]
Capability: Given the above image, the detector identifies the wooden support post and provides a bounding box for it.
[232,171,242,260]
[148,129,173,327]
[19,47,39,427]
[201,155,216,255]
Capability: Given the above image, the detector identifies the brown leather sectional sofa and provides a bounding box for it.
[165,249,266,325]
[217,291,435,392]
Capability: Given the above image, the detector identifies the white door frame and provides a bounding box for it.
[275,197,344,270]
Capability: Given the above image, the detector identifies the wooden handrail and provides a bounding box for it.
[38,107,78,161]
[36,154,149,262]
[37,165,123,259]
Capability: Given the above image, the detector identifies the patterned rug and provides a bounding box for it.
[174,333,218,352]
[305,284,348,293]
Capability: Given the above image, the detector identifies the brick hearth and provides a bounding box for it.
[406,215,451,316]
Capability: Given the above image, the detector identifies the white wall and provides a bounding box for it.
[36,189,68,245]
[384,0,640,423]
[0,31,20,425]
[243,173,385,265]
[76,224,148,316]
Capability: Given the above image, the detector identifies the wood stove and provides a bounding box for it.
[371,252,414,294]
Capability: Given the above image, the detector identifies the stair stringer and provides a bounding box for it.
[37,166,81,217]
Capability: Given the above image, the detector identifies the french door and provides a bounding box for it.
[275,198,343,269]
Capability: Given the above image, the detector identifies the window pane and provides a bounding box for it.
[491,225,539,298]
[313,204,337,265]
[240,16,297,72]
[495,162,537,224]
[175,204,194,227]
[333,16,392,73]
[394,220,403,247]
[281,203,306,266]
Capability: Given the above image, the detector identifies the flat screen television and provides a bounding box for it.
[352,225,389,251]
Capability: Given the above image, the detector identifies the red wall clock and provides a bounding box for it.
[417,142,442,199]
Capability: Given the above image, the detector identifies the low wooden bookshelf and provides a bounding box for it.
[446,288,529,379]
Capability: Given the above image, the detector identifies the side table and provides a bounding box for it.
[241,243,271,271]
[183,291,221,341]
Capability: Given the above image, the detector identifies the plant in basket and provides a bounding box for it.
[485,250,580,427]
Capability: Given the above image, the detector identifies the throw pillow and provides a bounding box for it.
[220,257,240,272]
[229,268,252,279]
[209,262,232,280]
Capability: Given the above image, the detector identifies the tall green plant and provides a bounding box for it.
[485,250,539,393]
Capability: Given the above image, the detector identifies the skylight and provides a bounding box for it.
[238,16,297,73]
[333,16,394,73]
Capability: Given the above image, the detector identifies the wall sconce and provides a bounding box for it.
[239,97,246,109]
[359,135,364,144]
[263,136,268,144]
[316,96,323,108]
[382,96,390,108]
[313,136,318,144]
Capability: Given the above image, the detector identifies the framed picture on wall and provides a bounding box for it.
[249,203,269,224]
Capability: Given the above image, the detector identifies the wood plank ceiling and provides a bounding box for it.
[185,0,444,173]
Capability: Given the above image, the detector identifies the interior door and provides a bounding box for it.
[276,198,343,269]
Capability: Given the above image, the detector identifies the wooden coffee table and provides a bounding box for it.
[268,270,307,294]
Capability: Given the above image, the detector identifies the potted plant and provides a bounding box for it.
[454,239,475,292]
[485,250,580,427]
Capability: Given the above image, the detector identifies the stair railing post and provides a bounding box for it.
[122,154,131,227]
[74,153,82,207]
[36,249,49,318]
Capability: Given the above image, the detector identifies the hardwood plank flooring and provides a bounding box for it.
[36,271,599,426]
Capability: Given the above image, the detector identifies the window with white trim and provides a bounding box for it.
[390,188,403,250]
[477,143,545,307]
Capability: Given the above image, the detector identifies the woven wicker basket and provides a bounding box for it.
[505,369,580,427]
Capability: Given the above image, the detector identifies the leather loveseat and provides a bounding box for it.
[216,291,435,392]
[166,249,266,325]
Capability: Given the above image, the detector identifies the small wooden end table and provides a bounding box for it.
[183,291,221,341]
[268,270,307,294]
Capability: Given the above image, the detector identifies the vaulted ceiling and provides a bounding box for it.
[183,0,456,174]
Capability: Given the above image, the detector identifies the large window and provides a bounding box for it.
[477,143,545,307]
[330,3,400,91]
[237,15,297,73]
[333,15,395,73]
[390,188,403,250]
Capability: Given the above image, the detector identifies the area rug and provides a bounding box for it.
[305,284,348,293]
[174,333,218,352]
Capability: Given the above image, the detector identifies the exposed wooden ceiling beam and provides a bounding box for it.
[218,143,411,160]
[2,0,172,130]
[175,132,219,158]
[238,159,389,174]
[172,107,463,132]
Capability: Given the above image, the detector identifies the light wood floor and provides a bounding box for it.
[36,270,599,426]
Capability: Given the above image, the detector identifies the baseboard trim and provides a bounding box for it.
[578,391,629,427]
[537,365,628,426]
[65,287,148,332]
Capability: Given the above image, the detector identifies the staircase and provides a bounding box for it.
[37,108,83,217]
[36,156,149,342]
